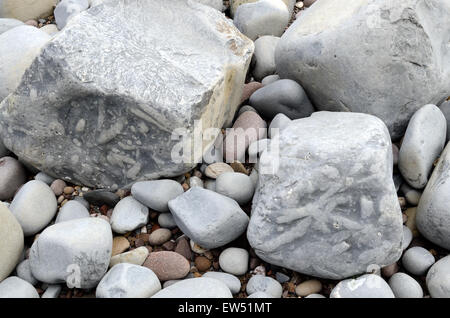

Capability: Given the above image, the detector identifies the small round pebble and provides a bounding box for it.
[203,272,241,294]
[16,259,38,286]
[0,276,39,298]
[426,255,450,298]
[109,246,149,268]
[143,251,190,281]
[389,272,423,298]
[402,246,435,276]
[215,172,255,205]
[402,226,413,251]
[246,275,283,298]
[149,228,172,245]
[204,163,234,179]
[0,156,26,200]
[219,247,249,276]
[188,176,203,188]
[158,213,177,229]
[50,179,66,196]
[131,179,184,212]
[112,236,130,256]
[195,256,211,272]
[295,279,322,297]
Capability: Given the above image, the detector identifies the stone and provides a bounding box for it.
[188,176,203,188]
[439,100,450,141]
[230,0,295,17]
[0,156,26,200]
[303,0,317,7]
[249,79,314,120]
[0,25,50,101]
[416,143,450,249]
[83,189,120,207]
[261,74,280,86]
[193,0,223,11]
[174,237,192,261]
[40,24,59,36]
[34,172,55,185]
[399,104,446,189]
[0,0,253,189]
[0,276,39,298]
[0,204,24,282]
[158,213,177,229]
[204,179,216,191]
[96,263,161,298]
[389,272,423,298]
[252,36,280,81]
[149,228,172,246]
[112,236,130,256]
[110,196,149,234]
[223,111,267,163]
[238,105,257,116]
[402,247,435,276]
[16,259,38,286]
[402,226,413,251]
[195,256,211,272]
[55,200,90,224]
[381,263,399,278]
[0,18,24,34]
[405,207,419,237]
[268,113,291,138]
[219,248,249,276]
[215,172,255,205]
[401,183,421,206]
[241,82,263,104]
[131,180,184,213]
[305,293,326,298]
[0,0,57,21]
[152,277,232,298]
[143,251,190,281]
[168,187,250,249]
[426,255,450,298]
[9,180,57,236]
[29,218,112,288]
[248,139,270,159]
[330,274,394,298]
[247,112,403,279]
[204,163,234,179]
[234,0,289,41]
[41,284,62,298]
[54,0,89,30]
[246,275,283,298]
[275,0,450,140]
[247,291,272,298]
[295,280,322,297]
[203,272,241,294]
[50,179,66,196]
[109,246,149,267]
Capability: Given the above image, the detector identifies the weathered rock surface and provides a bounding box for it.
[330,274,395,298]
[110,196,149,234]
[54,0,89,30]
[275,0,450,139]
[0,276,39,298]
[247,112,403,279]
[426,255,450,298]
[0,0,254,189]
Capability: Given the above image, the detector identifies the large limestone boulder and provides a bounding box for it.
[0,0,57,21]
[0,0,254,189]
[275,0,450,140]
[247,112,403,279]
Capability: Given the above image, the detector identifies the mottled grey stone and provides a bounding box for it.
[219,247,249,276]
[34,171,55,185]
[0,276,39,298]
[399,104,446,189]
[55,200,90,224]
[426,255,450,298]
[246,275,282,298]
[215,172,255,205]
[238,105,257,117]
[402,247,435,276]
[16,259,38,285]
[402,226,412,251]
[252,36,280,81]
[389,272,423,298]
[261,74,280,86]
[110,196,149,234]
[54,0,89,30]
[416,143,450,249]
[0,156,26,200]
[268,113,291,138]
[400,183,421,206]
[249,79,314,120]
[168,187,249,249]
[275,272,290,284]
[0,0,253,190]
[275,0,450,140]
[158,213,177,229]
[83,189,119,207]
[29,218,112,288]
[152,277,232,298]
[330,274,394,298]
[203,272,241,294]
[0,18,24,34]
[96,263,161,298]
[188,176,203,188]
[247,112,403,280]
[131,180,184,213]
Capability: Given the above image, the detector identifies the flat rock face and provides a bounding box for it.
[247,112,403,279]
[0,0,254,189]
[275,0,450,140]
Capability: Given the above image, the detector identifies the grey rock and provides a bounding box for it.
[0,276,39,298]
[110,196,149,234]
[193,0,223,11]
[202,272,241,294]
[152,277,232,298]
[252,36,280,81]
[400,183,421,206]
[34,172,55,185]
[0,0,253,189]
[54,0,89,30]
[158,213,177,229]
[268,113,291,138]
[275,0,450,140]
[163,280,181,289]
[238,105,257,117]
[261,74,280,86]
[16,259,38,285]
[29,218,112,288]
[55,200,90,224]
[439,100,450,141]
[275,272,290,284]
[249,167,258,187]
[247,112,403,279]
[402,247,435,276]
[399,104,446,189]
[41,284,62,298]
[168,187,249,249]
[219,247,249,276]
[246,275,282,298]
[0,25,50,101]
[204,179,216,192]
[330,274,394,298]
[426,255,450,298]
[188,176,203,188]
[72,196,90,210]
[389,272,423,298]
[247,291,272,298]
[0,156,26,200]
[249,79,314,120]
[83,190,119,207]
[0,18,24,34]
[215,172,255,205]
[9,180,57,236]
[416,143,450,249]
[132,180,184,213]
[234,0,289,41]
[0,140,9,158]
[402,226,412,251]
[40,24,59,36]
[96,263,161,298]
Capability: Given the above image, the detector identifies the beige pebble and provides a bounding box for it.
[204,163,234,179]
[405,207,419,237]
[112,236,130,256]
[109,246,149,267]
[63,186,74,195]
[295,280,322,297]
[149,228,172,245]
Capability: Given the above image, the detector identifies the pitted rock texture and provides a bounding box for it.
[247,112,403,279]
[275,0,450,140]
[0,0,254,189]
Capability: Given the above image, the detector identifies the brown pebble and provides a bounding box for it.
[50,179,66,196]
[63,186,74,195]
[204,163,234,179]
[182,183,189,191]
[295,280,322,297]
[249,257,260,270]
[230,161,248,175]
[135,238,145,248]
[162,241,175,251]
[193,272,202,278]
[174,237,192,261]
[381,263,399,278]
[195,256,211,272]
[112,236,130,256]
[143,251,190,281]
[241,82,262,104]
[57,195,65,204]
